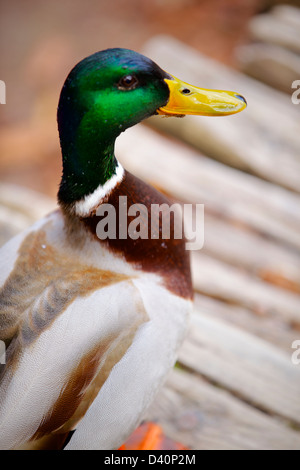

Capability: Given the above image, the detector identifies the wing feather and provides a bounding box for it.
[0,219,148,450]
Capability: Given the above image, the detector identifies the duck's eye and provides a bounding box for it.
[118,75,139,90]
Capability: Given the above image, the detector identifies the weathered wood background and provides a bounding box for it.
[0,4,300,450]
[139,26,300,450]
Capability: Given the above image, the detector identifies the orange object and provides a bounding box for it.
[119,422,188,450]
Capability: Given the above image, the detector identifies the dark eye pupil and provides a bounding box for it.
[119,75,138,89]
[124,76,134,84]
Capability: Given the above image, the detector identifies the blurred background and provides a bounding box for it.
[0,0,300,450]
[0,0,297,196]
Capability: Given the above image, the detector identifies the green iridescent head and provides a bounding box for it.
[57,48,246,205]
[57,48,170,203]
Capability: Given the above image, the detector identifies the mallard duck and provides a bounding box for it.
[0,48,246,450]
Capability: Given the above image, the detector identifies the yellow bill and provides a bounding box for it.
[157,74,247,117]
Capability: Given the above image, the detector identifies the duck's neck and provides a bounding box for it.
[74,162,124,217]
[57,92,122,211]
[58,135,121,209]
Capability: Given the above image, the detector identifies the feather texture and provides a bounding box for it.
[0,210,191,449]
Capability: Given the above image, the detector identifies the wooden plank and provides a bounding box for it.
[194,293,300,355]
[191,252,300,324]
[0,183,56,247]
[141,36,300,192]
[178,310,300,424]
[272,5,300,30]
[191,211,300,293]
[0,183,56,223]
[248,8,300,54]
[237,6,300,93]
[147,368,300,450]
[117,125,300,250]
[236,43,300,94]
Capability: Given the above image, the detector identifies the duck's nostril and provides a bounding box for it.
[235,94,247,105]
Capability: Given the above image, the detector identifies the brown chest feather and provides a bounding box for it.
[82,171,193,299]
